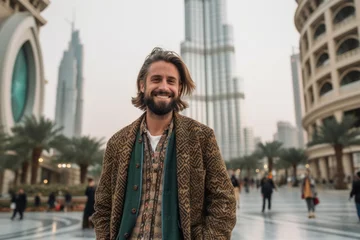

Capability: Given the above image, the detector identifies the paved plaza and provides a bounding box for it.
[0,187,359,240]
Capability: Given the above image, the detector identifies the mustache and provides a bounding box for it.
[151,90,175,97]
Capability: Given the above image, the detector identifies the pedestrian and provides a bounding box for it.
[47,192,56,212]
[34,193,41,209]
[349,171,360,222]
[64,190,72,212]
[244,177,250,193]
[229,169,241,209]
[301,169,317,218]
[261,174,275,213]
[91,47,236,240]
[11,188,27,220]
[83,178,96,229]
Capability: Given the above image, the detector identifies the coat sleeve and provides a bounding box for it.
[202,129,236,239]
[91,138,115,240]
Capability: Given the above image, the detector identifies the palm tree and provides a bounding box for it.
[257,141,283,173]
[56,136,104,184]
[279,148,307,186]
[6,136,32,184]
[308,116,360,189]
[276,158,292,186]
[239,154,261,178]
[11,115,63,184]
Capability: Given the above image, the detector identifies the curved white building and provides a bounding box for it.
[0,0,49,134]
[295,0,360,181]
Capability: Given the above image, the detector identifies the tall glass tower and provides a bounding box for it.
[181,0,245,161]
[55,24,84,137]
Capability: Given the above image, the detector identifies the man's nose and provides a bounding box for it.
[158,78,168,89]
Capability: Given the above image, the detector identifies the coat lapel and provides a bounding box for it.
[111,113,144,239]
[174,113,191,240]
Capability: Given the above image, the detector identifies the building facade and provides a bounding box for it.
[275,121,299,148]
[243,127,255,156]
[55,24,84,137]
[295,0,360,181]
[290,53,307,148]
[0,0,49,195]
[181,0,245,161]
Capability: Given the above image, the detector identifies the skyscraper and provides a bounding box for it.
[243,127,255,156]
[274,121,299,149]
[290,53,306,148]
[181,0,245,161]
[55,24,84,137]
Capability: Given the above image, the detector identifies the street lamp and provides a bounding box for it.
[264,164,268,170]
[256,169,260,173]
[305,164,310,168]
[38,158,43,163]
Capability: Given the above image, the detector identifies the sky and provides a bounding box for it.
[39,0,300,142]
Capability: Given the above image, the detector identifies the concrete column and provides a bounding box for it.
[324,8,340,97]
[313,159,321,181]
[334,111,343,122]
[319,157,329,180]
[342,153,352,178]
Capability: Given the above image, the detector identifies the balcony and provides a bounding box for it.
[319,90,334,104]
[333,15,356,32]
[315,63,330,78]
[339,80,360,95]
[336,47,360,62]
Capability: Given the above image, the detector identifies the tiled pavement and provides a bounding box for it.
[0,187,359,239]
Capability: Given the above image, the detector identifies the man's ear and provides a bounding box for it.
[140,80,145,93]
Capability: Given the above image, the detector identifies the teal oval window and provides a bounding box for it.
[11,45,29,122]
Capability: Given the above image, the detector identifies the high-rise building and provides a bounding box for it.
[55,24,84,137]
[181,0,245,161]
[290,53,306,148]
[0,0,49,195]
[243,127,255,156]
[274,121,299,149]
[295,0,360,181]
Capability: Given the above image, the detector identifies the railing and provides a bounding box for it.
[337,47,360,62]
[313,32,326,47]
[339,80,360,95]
[315,63,330,77]
[319,90,334,104]
[333,15,356,31]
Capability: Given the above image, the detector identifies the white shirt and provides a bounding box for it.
[147,132,161,151]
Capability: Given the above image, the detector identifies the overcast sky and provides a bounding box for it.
[39,0,299,142]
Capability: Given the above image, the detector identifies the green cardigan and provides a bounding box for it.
[117,131,181,240]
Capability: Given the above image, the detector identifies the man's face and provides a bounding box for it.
[141,61,181,116]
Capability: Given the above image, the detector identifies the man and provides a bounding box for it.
[229,169,240,209]
[11,188,27,220]
[261,174,275,213]
[92,48,236,240]
[349,171,360,222]
[83,178,96,229]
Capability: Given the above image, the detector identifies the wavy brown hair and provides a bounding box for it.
[131,47,196,112]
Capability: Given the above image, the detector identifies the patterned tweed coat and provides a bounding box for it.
[91,112,236,240]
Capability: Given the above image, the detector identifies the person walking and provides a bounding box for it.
[301,169,317,218]
[91,48,236,240]
[83,178,96,229]
[11,189,27,220]
[230,169,241,209]
[261,175,275,213]
[64,191,72,212]
[47,192,56,212]
[349,171,360,222]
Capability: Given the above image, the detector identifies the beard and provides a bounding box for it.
[144,89,178,116]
